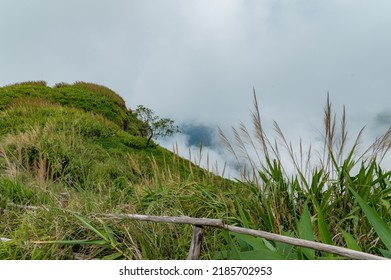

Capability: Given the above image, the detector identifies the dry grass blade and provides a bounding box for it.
[233,127,248,160]
[198,141,203,166]
[323,93,337,170]
[240,122,263,167]
[221,161,227,178]
[305,144,312,177]
[351,126,365,158]
[251,89,270,159]
[366,127,391,163]
[338,105,348,161]
[218,126,239,163]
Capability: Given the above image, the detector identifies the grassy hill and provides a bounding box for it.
[0,81,248,260]
[0,81,390,260]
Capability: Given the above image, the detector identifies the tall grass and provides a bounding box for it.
[1,83,389,259]
[0,96,243,259]
[218,91,391,258]
[0,145,244,259]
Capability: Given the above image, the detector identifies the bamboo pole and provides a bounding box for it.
[103,213,388,260]
[101,213,224,227]
[4,203,389,260]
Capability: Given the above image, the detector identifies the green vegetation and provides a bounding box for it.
[0,82,390,260]
[0,81,142,134]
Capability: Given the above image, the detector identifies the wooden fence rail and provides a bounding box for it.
[1,203,389,260]
[101,213,387,260]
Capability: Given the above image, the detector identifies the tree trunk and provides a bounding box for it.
[146,135,153,147]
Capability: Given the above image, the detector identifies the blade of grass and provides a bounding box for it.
[36,239,107,245]
[103,223,118,247]
[275,231,294,258]
[229,232,269,251]
[339,228,361,251]
[379,249,391,259]
[314,202,335,259]
[72,213,109,242]
[314,202,333,245]
[297,203,315,259]
[349,187,391,251]
[223,231,241,260]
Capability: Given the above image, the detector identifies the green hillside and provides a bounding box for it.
[0,81,246,260]
[0,81,142,134]
[0,81,390,260]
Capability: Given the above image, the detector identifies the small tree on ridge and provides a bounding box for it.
[135,105,180,147]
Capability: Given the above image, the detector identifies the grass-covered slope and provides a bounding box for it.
[0,81,230,186]
[0,81,143,134]
[0,82,389,260]
[0,81,242,260]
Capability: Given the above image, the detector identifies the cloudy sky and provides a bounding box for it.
[1,0,391,178]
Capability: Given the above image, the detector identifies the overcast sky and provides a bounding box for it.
[1,0,391,178]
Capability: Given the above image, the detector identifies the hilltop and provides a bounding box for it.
[0,81,142,134]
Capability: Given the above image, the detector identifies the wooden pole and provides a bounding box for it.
[6,206,389,260]
[102,213,224,227]
[187,226,204,260]
[104,213,388,260]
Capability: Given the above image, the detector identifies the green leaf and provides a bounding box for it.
[381,199,390,211]
[275,231,294,258]
[223,231,241,260]
[103,223,118,247]
[320,187,333,210]
[298,204,314,241]
[72,213,108,242]
[349,187,391,251]
[37,239,107,245]
[239,249,287,260]
[262,238,276,251]
[229,232,268,251]
[339,228,361,251]
[102,251,124,260]
[297,203,315,259]
[315,202,333,245]
[234,198,249,228]
[314,202,335,259]
[379,249,391,259]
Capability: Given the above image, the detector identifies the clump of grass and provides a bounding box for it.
[219,91,391,258]
[0,146,242,259]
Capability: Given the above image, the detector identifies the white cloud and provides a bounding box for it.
[1,0,391,173]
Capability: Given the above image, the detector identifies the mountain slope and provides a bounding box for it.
[1,81,389,260]
[0,81,227,186]
[0,81,244,260]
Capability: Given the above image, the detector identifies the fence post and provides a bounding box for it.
[187,226,204,260]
